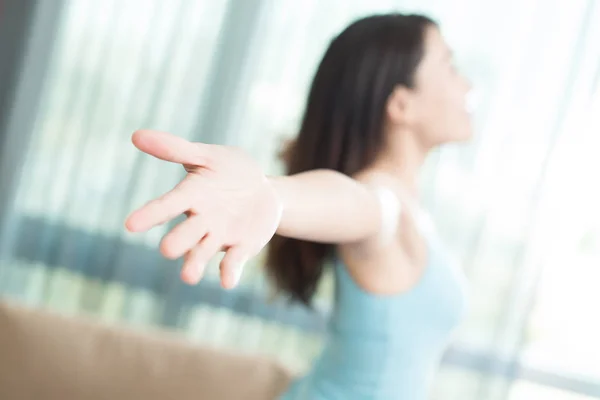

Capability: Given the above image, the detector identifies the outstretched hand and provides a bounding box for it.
[125,130,282,288]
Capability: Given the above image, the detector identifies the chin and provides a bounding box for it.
[453,120,475,142]
[455,129,474,142]
[438,130,473,146]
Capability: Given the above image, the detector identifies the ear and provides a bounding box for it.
[386,86,414,126]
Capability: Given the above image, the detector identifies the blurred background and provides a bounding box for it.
[0,0,599,399]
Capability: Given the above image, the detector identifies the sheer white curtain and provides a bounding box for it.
[0,0,598,399]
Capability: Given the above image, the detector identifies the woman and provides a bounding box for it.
[126,13,472,400]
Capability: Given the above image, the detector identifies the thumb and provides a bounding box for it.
[132,130,213,166]
[220,246,250,289]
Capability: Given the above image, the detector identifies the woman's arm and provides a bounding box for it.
[268,170,384,243]
[125,130,397,287]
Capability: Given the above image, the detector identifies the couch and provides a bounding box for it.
[0,300,292,400]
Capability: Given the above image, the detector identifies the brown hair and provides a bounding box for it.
[266,13,435,306]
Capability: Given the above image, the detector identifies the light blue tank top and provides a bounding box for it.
[280,212,468,400]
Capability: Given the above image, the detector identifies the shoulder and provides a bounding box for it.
[338,171,403,258]
[336,171,430,295]
[355,171,403,243]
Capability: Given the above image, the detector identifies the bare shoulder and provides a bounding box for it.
[336,171,429,295]
[352,169,403,248]
[353,170,398,188]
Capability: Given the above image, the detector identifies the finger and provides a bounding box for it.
[219,245,250,289]
[181,233,221,285]
[125,178,196,232]
[160,215,208,259]
[131,130,214,166]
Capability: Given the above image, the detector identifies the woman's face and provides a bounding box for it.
[408,26,473,147]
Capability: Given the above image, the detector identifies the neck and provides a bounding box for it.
[372,131,429,197]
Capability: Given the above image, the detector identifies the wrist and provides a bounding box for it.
[266,176,285,229]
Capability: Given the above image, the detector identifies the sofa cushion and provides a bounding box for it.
[0,300,292,400]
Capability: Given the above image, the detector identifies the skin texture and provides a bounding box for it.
[125,26,472,293]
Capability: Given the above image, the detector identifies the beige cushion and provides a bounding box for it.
[0,300,292,400]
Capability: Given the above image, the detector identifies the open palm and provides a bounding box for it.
[125,130,282,288]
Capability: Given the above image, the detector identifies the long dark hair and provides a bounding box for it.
[266,13,435,306]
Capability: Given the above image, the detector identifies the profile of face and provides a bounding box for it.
[387,26,473,148]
